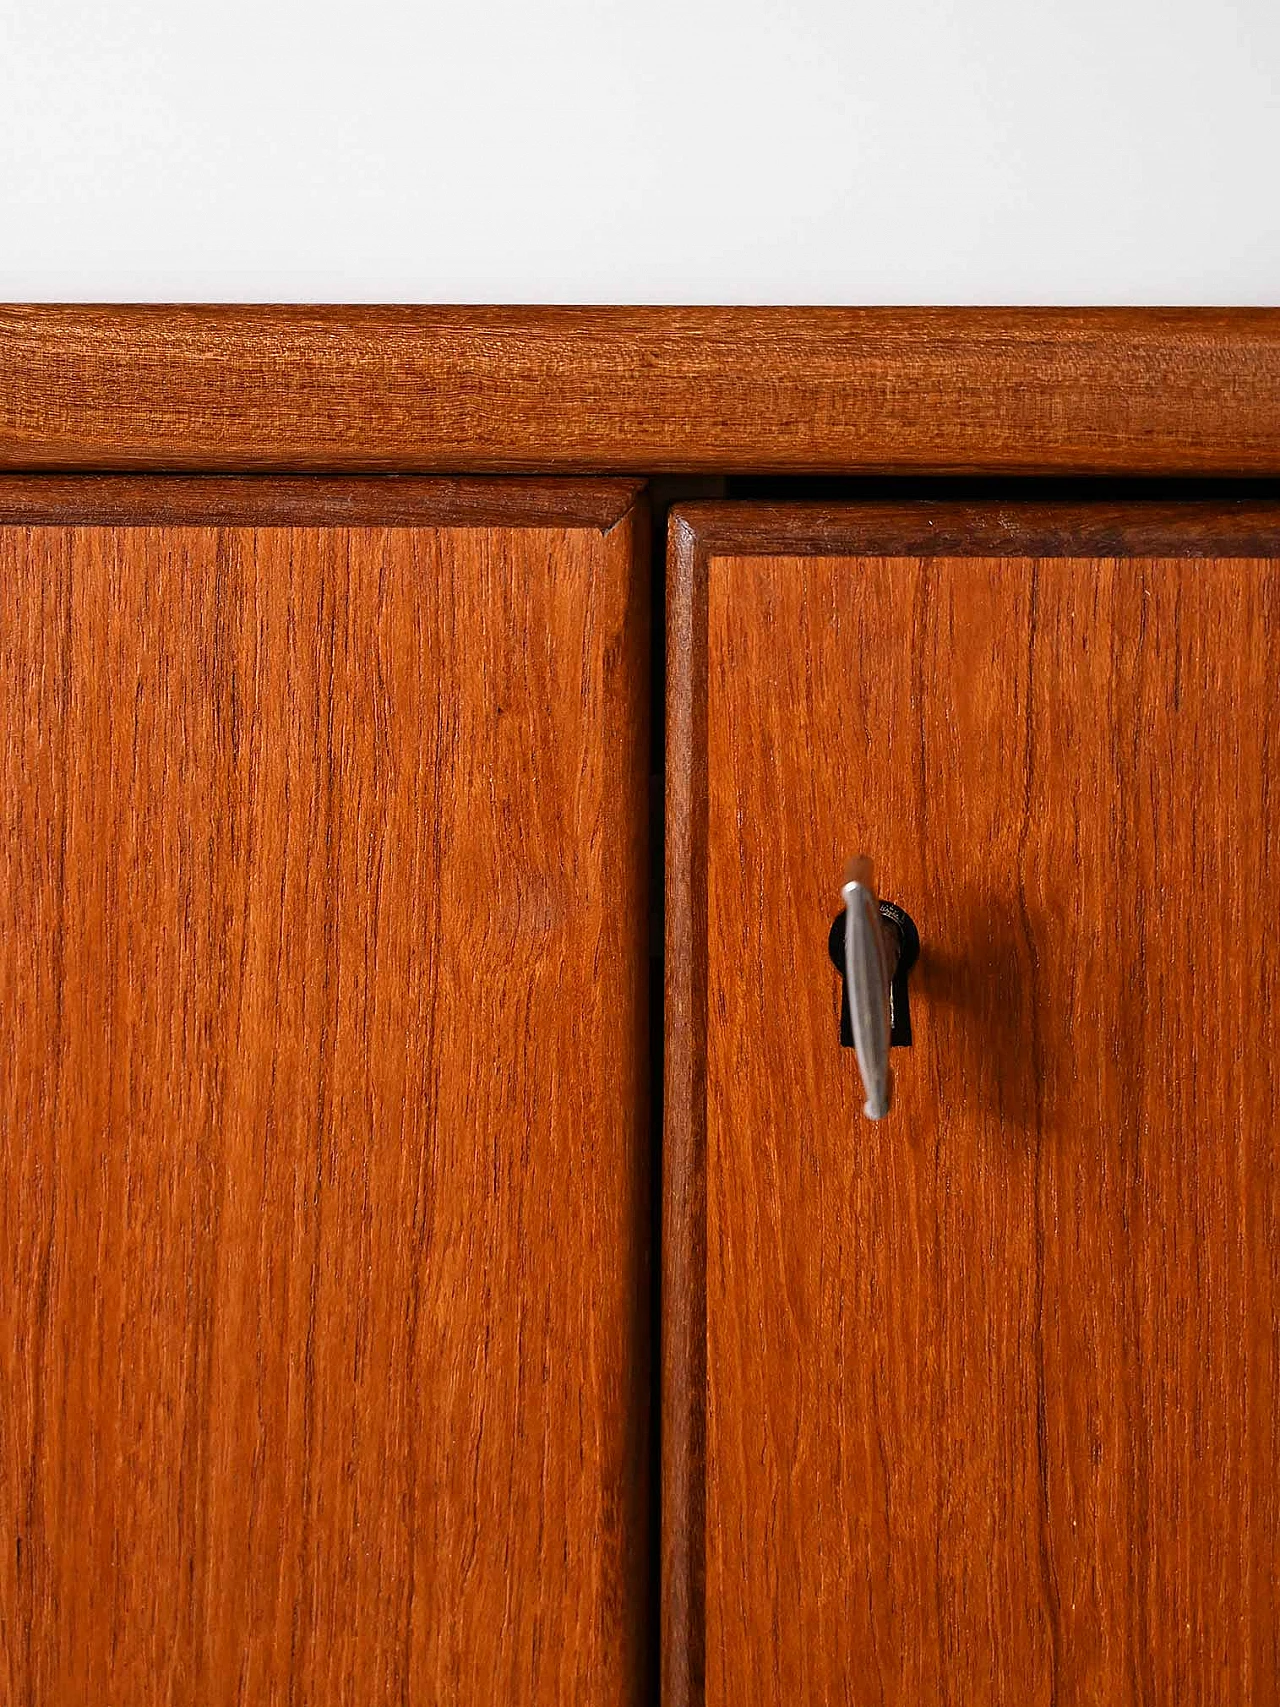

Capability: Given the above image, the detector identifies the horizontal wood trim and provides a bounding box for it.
[1,307,1279,476]
[668,498,1280,560]
[0,473,642,530]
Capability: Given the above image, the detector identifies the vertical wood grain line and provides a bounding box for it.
[1016,563,1064,1703]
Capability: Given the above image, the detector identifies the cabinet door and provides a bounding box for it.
[665,502,1280,1707]
[0,478,651,1706]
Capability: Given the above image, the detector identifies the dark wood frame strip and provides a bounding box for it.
[664,511,710,1707]
[662,497,1280,1707]
[665,497,1280,562]
[3,307,1280,476]
[0,473,643,530]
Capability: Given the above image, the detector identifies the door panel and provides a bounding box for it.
[665,502,1280,1707]
[0,478,651,1706]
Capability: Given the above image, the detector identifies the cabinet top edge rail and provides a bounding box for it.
[2,305,1279,476]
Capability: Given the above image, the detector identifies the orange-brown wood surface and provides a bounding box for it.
[667,504,1280,1706]
[3,306,1280,475]
[0,479,651,1706]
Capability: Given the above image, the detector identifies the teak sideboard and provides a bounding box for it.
[1,307,1278,1707]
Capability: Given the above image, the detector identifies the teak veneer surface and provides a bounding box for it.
[0,478,651,1706]
[666,501,1280,1707]
[2,306,1279,475]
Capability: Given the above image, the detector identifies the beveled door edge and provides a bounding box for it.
[663,512,711,1707]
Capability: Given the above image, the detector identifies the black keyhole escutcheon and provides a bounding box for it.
[828,901,920,1049]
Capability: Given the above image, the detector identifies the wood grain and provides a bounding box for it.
[3,307,1280,476]
[0,486,651,1705]
[666,503,1280,1706]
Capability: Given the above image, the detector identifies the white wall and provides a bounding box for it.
[1,0,1277,304]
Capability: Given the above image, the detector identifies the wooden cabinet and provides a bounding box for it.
[4,312,1280,1705]
[665,502,1280,1707]
[0,478,652,1705]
